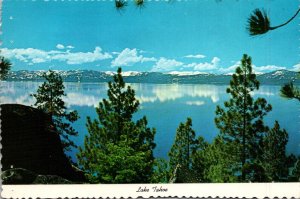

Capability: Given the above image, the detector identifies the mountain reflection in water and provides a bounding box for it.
[1,81,299,162]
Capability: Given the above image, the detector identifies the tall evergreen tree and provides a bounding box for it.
[32,70,79,152]
[77,67,156,183]
[190,136,209,182]
[168,118,204,182]
[0,56,12,80]
[200,136,238,182]
[261,121,288,181]
[215,54,272,182]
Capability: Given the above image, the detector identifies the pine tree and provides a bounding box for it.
[200,136,239,182]
[0,56,12,80]
[291,158,300,181]
[261,121,288,181]
[247,8,300,36]
[32,70,79,152]
[190,136,209,182]
[168,118,204,182]
[151,158,170,183]
[215,54,272,182]
[77,67,156,183]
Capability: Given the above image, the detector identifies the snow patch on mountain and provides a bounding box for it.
[166,71,208,76]
[122,71,142,77]
[225,71,264,76]
[104,71,116,76]
[272,70,284,76]
[104,71,141,76]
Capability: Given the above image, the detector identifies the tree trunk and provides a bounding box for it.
[242,68,247,181]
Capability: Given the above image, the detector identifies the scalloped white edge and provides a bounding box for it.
[1,0,300,198]
[2,183,300,198]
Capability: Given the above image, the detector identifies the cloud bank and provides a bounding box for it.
[111,48,156,67]
[184,54,206,59]
[1,46,112,65]
[184,57,220,71]
[151,58,184,72]
[1,45,293,73]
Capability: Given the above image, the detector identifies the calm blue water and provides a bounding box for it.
[1,81,300,162]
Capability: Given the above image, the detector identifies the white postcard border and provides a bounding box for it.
[2,183,300,198]
[1,1,300,199]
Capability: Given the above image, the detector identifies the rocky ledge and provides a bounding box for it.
[1,104,86,184]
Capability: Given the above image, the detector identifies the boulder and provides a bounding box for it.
[1,104,86,184]
[1,168,73,184]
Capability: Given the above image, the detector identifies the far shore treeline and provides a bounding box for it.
[1,54,300,183]
[4,69,300,86]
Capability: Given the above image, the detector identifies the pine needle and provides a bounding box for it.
[247,9,270,36]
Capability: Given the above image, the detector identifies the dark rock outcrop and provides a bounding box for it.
[1,104,86,184]
[1,168,73,184]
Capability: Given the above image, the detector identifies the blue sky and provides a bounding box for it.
[1,0,299,74]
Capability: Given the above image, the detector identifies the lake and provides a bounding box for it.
[1,81,300,162]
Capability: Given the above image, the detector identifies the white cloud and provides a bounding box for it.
[32,58,47,64]
[218,62,286,74]
[1,48,50,64]
[66,45,74,49]
[15,54,28,62]
[111,48,156,67]
[139,50,149,54]
[56,44,65,49]
[253,65,286,73]
[142,57,157,62]
[51,47,112,65]
[1,47,112,65]
[151,57,184,72]
[184,54,206,59]
[184,56,220,71]
[292,63,300,71]
[211,57,220,65]
[218,61,240,74]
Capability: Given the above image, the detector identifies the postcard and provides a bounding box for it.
[1,0,300,198]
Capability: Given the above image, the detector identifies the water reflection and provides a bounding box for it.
[132,84,224,103]
[1,81,299,159]
[185,100,205,106]
[0,82,287,108]
[1,82,228,106]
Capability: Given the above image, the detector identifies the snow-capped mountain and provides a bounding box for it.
[5,69,300,85]
[104,71,142,77]
[166,71,209,76]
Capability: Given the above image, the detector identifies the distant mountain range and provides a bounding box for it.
[5,70,300,85]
